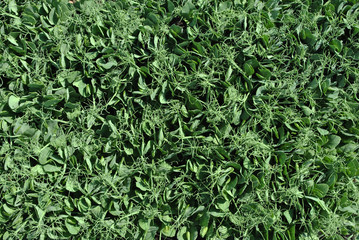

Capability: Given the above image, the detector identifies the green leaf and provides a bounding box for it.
[39,147,52,165]
[135,177,148,191]
[304,196,330,213]
[139,218,149,231]
[216,198,229,211]
[251,175,260,188]
[244,63,254,76]
[177,226,187,240]
[167,0,175,12]
[65,178,77,192]
[43,164,61,173]
[73,80,90,97]
[65,218,80,235]
[340,143,359,153]
[43,98,62,108]
[325,135,341,149]
[301,106,313,116]
[48,8,58,25]
[8,95,20,110]
[182,1,196,17]
[225,66,233,82]
[96,58,117,70]
[258,68,271,79]
[158,128,164,146]
[147,13,159,25]
[162,225,176,237]
[225,176,238,191]
[187,94,203,110]
[200,226,208,238]
[317,127,329,136]
[7,35,18,46]
[283,210,292,224]
[8,0,18,15]
[192,42,205,55]
[219,1,232,11]
[78,197,91,212]
[313,183,329,198]
[329,39,343,52]
[200,211,210,227]
[288,225,295,240]
[3,204,16,216]
[35,206,46,221]
[347,160,359,177]
[22,14,37,26]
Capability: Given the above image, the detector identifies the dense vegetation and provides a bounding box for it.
[1,0,359,239]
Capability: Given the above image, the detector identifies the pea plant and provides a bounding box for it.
[0,0,358,239]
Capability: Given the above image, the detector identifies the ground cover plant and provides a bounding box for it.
[1,0,359,239]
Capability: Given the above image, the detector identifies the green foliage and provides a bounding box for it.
[1,0,359,239]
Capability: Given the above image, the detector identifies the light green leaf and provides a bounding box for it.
[135,178,148,191]
[182,1,196,16]
[31,165,45,175]
[283,210,292,224]
[85,157,92,173]
[43,164,61,172]
[65,178,77,192]
[3,204,16,216]
[9,0,18,15]
[200,226,208,238]
[301,106,313,116]
[177,226,187,240]
[139,218,149,231]
[65,218,80,235]
[7,35,18,46]
[73,80,90,97]
[219,1,232,11]
[124,146,133,155]
[158,128,164,146]
[35,206,46,221]
[225,66,233,82]
[340,143,359,153]
[162,225,176,237]
[97,58,117,70]
[8,95,20,110]
[159,92,169,104]
[39,147,52,165]
[108,120,118,135]
[338,206,358,214]
[317,127,329,136]
[304,196,330,213]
